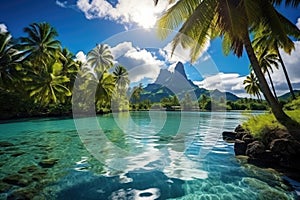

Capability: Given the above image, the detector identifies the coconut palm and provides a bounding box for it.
[20,22,61,70]
[0,32,22,89]
[94,72,115,110]
[132,83,143,104]
[25,61,71,109]
[157,0,300,131]
[243,72,262,100]
[87,44,114,77]
[256,48,279,100]
[252,24,297,99]
[113,65,130,90]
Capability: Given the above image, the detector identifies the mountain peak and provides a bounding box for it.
[174,62,187,79]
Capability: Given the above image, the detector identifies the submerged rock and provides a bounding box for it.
[0,182,12,193]
[18,165,39,174]
[11,151,26,157]
[38,158,59,168]
[3,174,31,187]
[0,141,14,147]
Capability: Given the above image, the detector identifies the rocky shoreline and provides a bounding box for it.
[222,125,300,196]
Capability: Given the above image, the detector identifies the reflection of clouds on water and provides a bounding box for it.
[57,170,185,200]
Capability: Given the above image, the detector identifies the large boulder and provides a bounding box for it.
[246,141,265,158]
[261,128,290,148]
[234,139,247,155]
[270,138,300,157]
[222,131,236,142]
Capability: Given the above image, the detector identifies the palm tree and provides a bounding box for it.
[256,48,279,100]
[157,0,300,132]
[132,83,143,104]
[20,22,61,70]
[113,65,130,90]
[87,44,114,77]
[25,61,71,109]
[252,24,297,99]
[243,72,262,100]
[94,72,115,111]
[0,32,23,89]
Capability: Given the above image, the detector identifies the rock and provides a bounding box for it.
[0,182,12,193]
[234,139,247,155]
[242,134,254,144]
[246,141,265,158]
[18,165,39,174]
[262,128,290,148]
[31,170,47,181]
[7,188,36,200]
[11,151,26,157]
[222,131,236,142]
[234,125,246,133]
[3,174,31,187]
[0,141,14,147]
[270,139,300,157]
[38,158,59,168]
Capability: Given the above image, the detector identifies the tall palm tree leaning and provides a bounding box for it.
[156,0,300,139]
[252,24,297,99]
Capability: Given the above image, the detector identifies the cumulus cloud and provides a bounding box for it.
[111,42,164,83]
[75,51,87,64]
[297,18,300,29]
[76,0,170,29]
[159,40,210,71]
[56,0,68,8]
[0,23,8,33]
[193,73,250,98]
[272,41,300,95]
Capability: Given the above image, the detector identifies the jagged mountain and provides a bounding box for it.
[140,62,239,102]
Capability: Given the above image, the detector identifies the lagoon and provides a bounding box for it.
[0,111,298,199]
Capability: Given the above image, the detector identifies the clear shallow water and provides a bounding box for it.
[0,111,298,199]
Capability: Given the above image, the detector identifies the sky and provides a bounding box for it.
[0,0,300,98]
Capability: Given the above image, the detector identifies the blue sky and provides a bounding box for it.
[1,0,300,97]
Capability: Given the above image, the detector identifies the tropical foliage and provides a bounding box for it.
[0,22,131,118]
[156,0,300,136]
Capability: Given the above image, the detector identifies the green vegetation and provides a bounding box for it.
[242,97,300,139]
[0,22,131,119]
[156,0,300,136]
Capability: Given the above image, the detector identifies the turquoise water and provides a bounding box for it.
[0,111,298,199]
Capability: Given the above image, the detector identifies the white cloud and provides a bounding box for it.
[56,0,67,8]
[75,51,87,64]
[193,73,250,98]
[110,42,164,83]
[0,24,8,33]
[296,18,300,29]
[271,41,300,95]
[76,0,170,29]
[160,40,210,68]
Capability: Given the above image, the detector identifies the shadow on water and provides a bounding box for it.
[56,170,185,200]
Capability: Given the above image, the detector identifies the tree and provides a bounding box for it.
[256,48,279,100]
[132,83,143,105]
[20,22,61,71]
[243,72,262,100]
[87,44,114,77]
[252,24,298,99]
[157,0,300,133]
[113,65,130,90]
[24,60,71,109]
[0,32,21,89]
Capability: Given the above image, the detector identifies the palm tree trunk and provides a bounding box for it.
[275,44,296,100]
[243,34,294,125]
[266,68,278,101]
